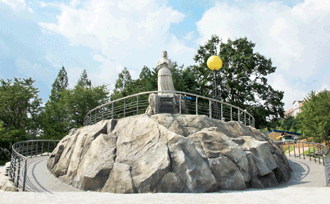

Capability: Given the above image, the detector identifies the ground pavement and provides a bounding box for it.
[0,154,329,203]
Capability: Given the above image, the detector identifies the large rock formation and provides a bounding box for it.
[47,114,291,193]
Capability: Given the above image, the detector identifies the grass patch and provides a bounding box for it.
[283,146,294,153]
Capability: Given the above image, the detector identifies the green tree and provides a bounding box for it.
[40,69,109,139]
[50,66,68,102]
[193,35,285,128]
[0,77,42,148]
[76,69,91,88]
[65,71,109,127]
[297,90,330,143]
[111,67,134,100]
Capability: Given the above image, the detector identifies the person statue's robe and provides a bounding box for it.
[155,51,175,92]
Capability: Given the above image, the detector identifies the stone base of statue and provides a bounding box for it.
[145,93,189,115]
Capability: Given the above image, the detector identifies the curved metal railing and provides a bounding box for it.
[9,140,60,191]
[273,140,330,186]
[83,90,255,127]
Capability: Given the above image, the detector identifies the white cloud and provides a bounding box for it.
[196,0,330,110]
[38,0,195,91]
[0,39,10,54]
[0,0,27,10]
[15,57,55,82]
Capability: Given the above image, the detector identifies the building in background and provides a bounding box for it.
[284,100,304,118]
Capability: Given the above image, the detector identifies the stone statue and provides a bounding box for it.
[156,51,175,92]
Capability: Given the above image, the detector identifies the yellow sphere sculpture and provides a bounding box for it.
[207,55,223,71]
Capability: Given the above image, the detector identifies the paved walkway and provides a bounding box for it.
[20,156,82,192]
[0,155,329,203]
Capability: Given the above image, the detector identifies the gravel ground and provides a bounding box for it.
[0,154,329,203]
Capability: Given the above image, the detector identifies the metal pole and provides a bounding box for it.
[36,141,38,156]
[48,142,50,156]
[31,141,33,156]
[112,103,114,119]
[319,145,321,164]
[101,107,104,120]
[124,99,126,117]
[303,142,305,159]
[89,112,91,125]
[137,95,139,114]
[209,100,212,118]
[288,142,291,156]
[322,146,325,166]
[293,142,296,157]
[230,107,232,121]
[179,94,182,114]
[238,110,240,123]
[309,143,311,161]
[22,159,27,191]
[196,97,198,115]
[298,142,301,159]
[221,103,223,121]
[42,141,44,155]
[313,143,316,162]
[16,157,20,187]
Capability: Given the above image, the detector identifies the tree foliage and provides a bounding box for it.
[0,77,42,149]
[193,35,285,128]
[40,69,109,139]
[297,90,330,142]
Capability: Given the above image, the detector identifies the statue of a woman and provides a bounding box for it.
[155,51,175,92]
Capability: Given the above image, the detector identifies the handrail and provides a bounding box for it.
[273,140,330,186]
[9,140,60,191]
[83,90,255,127]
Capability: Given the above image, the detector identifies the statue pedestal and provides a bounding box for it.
[145,93,189,115]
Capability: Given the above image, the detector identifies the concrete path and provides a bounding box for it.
[1,155,329,203]
[20,156,82,192]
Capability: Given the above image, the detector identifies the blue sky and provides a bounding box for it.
[0,0,329,111]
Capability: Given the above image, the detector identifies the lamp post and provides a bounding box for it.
[207,55,223,119]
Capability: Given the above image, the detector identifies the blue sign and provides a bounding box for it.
[184,96,194,101]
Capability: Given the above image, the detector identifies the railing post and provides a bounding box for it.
[244,111,246,125]
[137,95,139,114]
[48,142,50,156]
[303,142,305,159]
[101,107,104,120]
[179,94,182,114]
[196,97,198,115]
[16,157,20,187]
[313,143,316,162]
[293,142,296,157]
[288,142,291,156]
[309,143,311,161]
[221,103,223,121]
[209,100,212,118]
[31,141,33,156]
[22,159,27,191]
[124,99,126,117]
[230,107,232,121]
[298,142,301,159]
[36,141,38,156]
[319,145,321,164]
[42,141,44,155]
[322,146,325,166]
[238,110,240,123]
[112,103,114,119]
